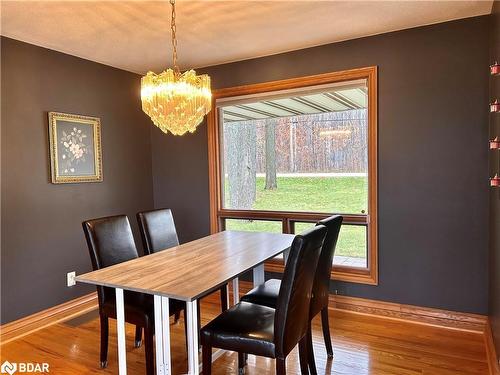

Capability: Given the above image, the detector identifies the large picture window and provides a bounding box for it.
[208,67,377,284]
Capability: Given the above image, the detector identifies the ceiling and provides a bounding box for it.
[1,1,494,74]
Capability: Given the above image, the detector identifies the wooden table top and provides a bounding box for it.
[76,230,294,301]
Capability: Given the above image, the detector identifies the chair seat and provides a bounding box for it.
[102,289,185,326]
[240,279,281,308]
[201,301,276,358]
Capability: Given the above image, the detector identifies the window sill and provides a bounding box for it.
[264,258,378,285]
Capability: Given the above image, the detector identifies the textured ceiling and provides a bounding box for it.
[1,1,493,74]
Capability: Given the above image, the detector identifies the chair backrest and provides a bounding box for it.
[136,208,179,255]
[82,215,139,305]
[274,225,327,357]
[310,215,343,316]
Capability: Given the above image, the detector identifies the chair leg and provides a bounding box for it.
[321,307,334,358]
[238,352,246,374]
[144,326,155,375]
[220,284,229,311]
[99,314,109,369]
[202,344,212,375]
[307,325,317,375]
[134,326,142,348]
[299,337,310,375]
[276,357,286,375]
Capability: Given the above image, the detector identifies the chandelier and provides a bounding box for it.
[141,0,212,136]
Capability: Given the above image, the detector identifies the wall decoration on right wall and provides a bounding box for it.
[491,136,500,150]
[491,174,500,187]
[491,99,500,113]
[491,61,500,76]
[491,63,500,188]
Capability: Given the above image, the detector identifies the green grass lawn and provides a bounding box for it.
[225,176,368,259]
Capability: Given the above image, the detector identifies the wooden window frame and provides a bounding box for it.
[207,66,378,285]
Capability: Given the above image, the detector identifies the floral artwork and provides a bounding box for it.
[48,112,102,183]
[59,127,89,174]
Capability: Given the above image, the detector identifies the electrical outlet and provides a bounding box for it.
[67,271,76,287]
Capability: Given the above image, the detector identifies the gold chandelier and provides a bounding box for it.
[141,0,212,136]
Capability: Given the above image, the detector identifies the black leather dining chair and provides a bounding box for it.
[82,215,185,375]
[136,208,180,255]
[200,225,327,375]
[240,215,343,374]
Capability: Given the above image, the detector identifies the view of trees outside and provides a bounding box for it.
[223,109,368,211]
[222,108,368,265]
[224,122,257,209]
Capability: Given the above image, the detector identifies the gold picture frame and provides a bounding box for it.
[48,112,103,184]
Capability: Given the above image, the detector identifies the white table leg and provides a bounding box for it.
[283,248,290,265]
[186,301,199,375]
[253,264,265,287]
[154,295,171,375]
[232,278,240,304]
[115,288,127,375]
[224,283,230,308]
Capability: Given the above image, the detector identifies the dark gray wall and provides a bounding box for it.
[151,125,209,243]
[152,16,491,314]
[489,0,500,359]
[1,37,154,324]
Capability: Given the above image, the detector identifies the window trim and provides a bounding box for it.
[207,66,378,285]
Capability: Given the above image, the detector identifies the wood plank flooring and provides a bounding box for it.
[0,289,489,375]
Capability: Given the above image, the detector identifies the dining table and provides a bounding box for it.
[76,230,294,375]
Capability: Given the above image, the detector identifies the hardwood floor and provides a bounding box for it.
[0,290,489,375]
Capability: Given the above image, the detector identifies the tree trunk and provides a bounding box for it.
[225,122,257,209]
[265,119,277,190]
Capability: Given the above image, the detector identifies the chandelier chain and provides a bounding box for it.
[170,0,180,74]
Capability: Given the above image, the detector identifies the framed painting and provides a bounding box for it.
[48,112,103,183]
